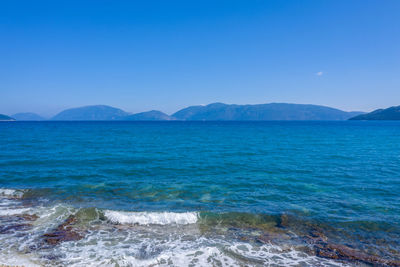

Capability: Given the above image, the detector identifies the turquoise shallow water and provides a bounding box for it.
[0,121,399,266]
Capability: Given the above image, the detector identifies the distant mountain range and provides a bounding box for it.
[172,103,363,121]
[349,105,400,120]
[3,103,368,121]
[5,104,400,121]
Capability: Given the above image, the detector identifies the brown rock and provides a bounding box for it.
[43,215,84,245]
[309,228,328,242]
[17,214,39,221]
[278,214,289,228]
[256,230,287,244]
[43,230,83,245]
[315,242,400,266]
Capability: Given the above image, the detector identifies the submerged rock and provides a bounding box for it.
[43,215,84,245]
[16,214,39,221]
[314,242,400,266]
[0,213,38,235]
[0,223,32,234]
[271,218,400,266]
[42,208,102,245]
[300,227,400,266]
[256,232,278,244]
[277,213,289,228]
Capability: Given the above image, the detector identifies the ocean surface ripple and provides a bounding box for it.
[0,121,399,266]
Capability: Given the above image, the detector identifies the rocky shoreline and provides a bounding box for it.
[1,192,399,266]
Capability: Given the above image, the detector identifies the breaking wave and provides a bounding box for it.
[0,188,24,198]
[104,210,199,225]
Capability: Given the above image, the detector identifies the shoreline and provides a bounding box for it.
[1,189,399,266]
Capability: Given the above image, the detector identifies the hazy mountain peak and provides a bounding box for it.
[52,105,129,121]
[124,110,173,121]
[349,105,400,120]
[12,112,45,121]
[206,102,228,107]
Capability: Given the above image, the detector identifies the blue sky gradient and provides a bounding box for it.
[1,0,399,116]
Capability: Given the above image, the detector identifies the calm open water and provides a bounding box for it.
[0,121,399,266]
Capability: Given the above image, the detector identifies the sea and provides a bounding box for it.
[0,121,399,266]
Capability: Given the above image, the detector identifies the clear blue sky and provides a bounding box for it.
[1,0,399,117]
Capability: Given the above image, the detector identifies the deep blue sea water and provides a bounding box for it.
[0,121,399,266]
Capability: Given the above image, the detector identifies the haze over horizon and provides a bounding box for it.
[1,0,399,116]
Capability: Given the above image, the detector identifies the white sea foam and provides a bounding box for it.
[0,188,24,198]
[0,252,40,267]
[0,207,31,216]
[55,234,349,267]
[104,210,199,225]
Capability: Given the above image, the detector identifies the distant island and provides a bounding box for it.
[12,112,45,121]
[51,105,128,121]
[2,103,368,121]
[349,105,400,120]
[0,114,15,121]
[171,103,363,121]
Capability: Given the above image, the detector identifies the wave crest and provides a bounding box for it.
[0,188,24,198]
[104,210,198,225]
